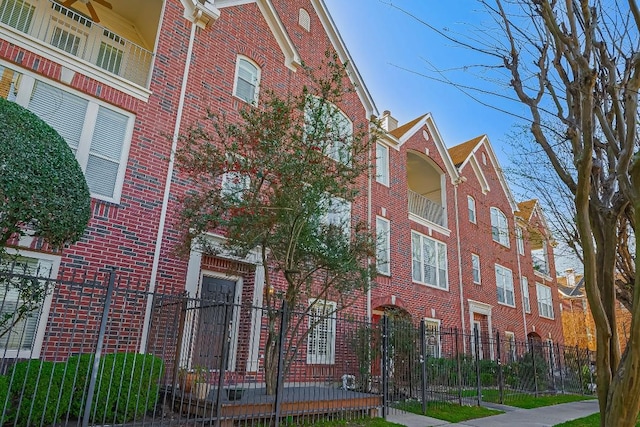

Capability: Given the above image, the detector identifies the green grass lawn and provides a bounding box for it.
[393,400,503,423]
[310,418,404,427]
[555,413,640,427]
[479,390,595,408]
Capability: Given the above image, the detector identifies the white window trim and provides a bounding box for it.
[1,63,134,203]
[495,264,515,307]
[376,216,390,276]
[490,207,510,247]
[467,196,476,224]
[536,283,555,319]
[423,317,441,358]
[411,231,449,290]
[472,253,481,285]
[1,249,61,359]
[376,142,390,186]
[232,55,260,105]
[522,276,531,313]
[516,226,524,255]
[307,299,337,365]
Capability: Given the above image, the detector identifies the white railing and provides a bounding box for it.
[0,0,153,87]
[407,190,445,226]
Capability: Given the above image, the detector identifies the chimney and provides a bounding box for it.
[565,268,576,288]
[380,110,398,132]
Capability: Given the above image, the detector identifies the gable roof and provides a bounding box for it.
[448,135,484,167]
[389,113,461,184]
[517,199,538,222]
[557,276,585,297]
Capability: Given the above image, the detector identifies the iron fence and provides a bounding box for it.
[0,266,594,426]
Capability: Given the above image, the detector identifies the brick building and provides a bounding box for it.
[0,0,563,372]
[372,113,564,351]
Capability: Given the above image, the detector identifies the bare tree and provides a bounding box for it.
[388,0,640,423]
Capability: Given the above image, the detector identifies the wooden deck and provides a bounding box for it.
[173,385,381,424]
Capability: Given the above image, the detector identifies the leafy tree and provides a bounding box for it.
[0,96,91,339]
[176,54,377,394]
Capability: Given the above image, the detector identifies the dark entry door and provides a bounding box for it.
[193,277,236,370]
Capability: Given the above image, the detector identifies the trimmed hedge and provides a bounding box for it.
[0,353,164,426]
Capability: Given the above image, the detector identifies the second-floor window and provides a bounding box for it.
[411,231,448,289]
[233,56,260,104]
[376,217,390,275]
[522,276,531,313]
[305,96,352,164]
[490,207,510,247]
[495,264,515,306]
[536,283,554,319]
[472,254,481,284]
[468,196,476,223]
[376,142,389,185]
[322,196,351,236]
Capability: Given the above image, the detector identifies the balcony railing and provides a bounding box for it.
[0,0,153,87]
[408,189,445,226]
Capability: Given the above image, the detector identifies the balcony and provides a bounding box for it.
[408,189,445,227]
[0,0,155,88]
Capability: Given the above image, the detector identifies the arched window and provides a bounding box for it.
[490,207,509,247]
[233,56,260,104]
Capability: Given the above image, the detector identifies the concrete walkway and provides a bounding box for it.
[386,399,599,427]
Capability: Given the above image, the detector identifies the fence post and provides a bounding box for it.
[548,341,556,391]
[420,320,427,415]
[474,326,481,406]
[530,340,539,397]
[496,331,504,404]
[214,297,233,427]
[273,301,289,427]
[455,328,462,406]
[172,295,188,391]
[556,343,564,393]
[576,345,584,395]
[82,269,116,427]
[381,315,389,420]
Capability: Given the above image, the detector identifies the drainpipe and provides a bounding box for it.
[453,180,467,351]
[139,19,198,354]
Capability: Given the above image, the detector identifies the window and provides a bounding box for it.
[505,331,516,362]
[1,252,58,359]
[221,156,250,201]
[307,300,336,364]
[305,96,352,164]
[0,0,35,33]
[376,142,389,185]
[516,226,524,255]
[472,254,481,284]
[490,207,510,247]
[495,264,515,306]
[522,276,531,313]
[50,26,83,55]
[468,196,476,223]
[411,231,448,289]
[323,196,351,233]
[298,8,310,31]
[1,66,134,202]
[97,42,124,75]
[537,283,554,319]
[423,318,440,358]
[376,217,390,275]
[233,56,260,104]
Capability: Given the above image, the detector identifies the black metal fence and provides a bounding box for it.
[0,267,594,426]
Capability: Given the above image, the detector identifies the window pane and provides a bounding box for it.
[423,239,436,285]
[376,143,389,185]
[28,81,88,151]
[92,106,127,159]
[0,0,34,33]
[50,27,82,55]
[411,233,421,282]
[97,42,123,75]
[85,155,118,198]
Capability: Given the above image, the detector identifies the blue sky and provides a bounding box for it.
[323,0,530,164]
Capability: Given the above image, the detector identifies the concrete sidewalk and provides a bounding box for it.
[386,399,599,427]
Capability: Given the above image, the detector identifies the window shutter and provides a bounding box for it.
[28,81,88,152]
[84,106,127,198]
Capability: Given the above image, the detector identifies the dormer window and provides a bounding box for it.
[233,56,260,104]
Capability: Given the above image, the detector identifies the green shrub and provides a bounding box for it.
[0,375,12,425]
[68,353,164,424]
[5,360,73,427]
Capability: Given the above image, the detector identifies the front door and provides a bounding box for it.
[193,277,236,370]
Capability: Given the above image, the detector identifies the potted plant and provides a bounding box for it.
[179,365,210,399]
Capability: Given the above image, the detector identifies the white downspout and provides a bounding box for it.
[139,20,198,353]
[453,182,467,351]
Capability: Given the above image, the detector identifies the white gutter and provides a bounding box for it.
[139,20,197,353]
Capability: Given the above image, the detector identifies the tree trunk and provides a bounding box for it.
[264,312,279,395]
